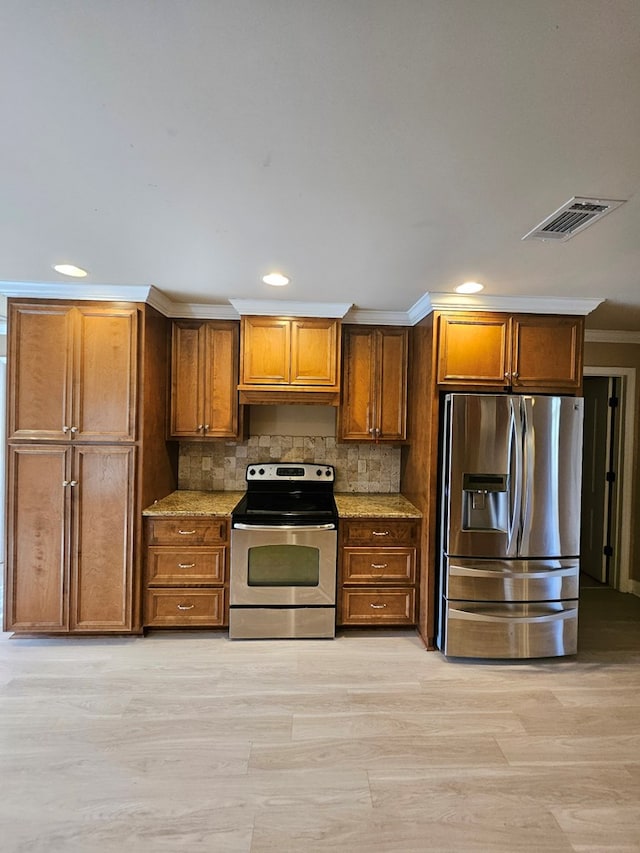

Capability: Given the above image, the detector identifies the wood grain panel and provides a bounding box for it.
[75,306,138,441]
[146,547,226,585]
[340,588,416,624]
[342,548,416,584]
[146,518,229,546]
[144,588,226,626]
[5,445,70,631]
[70,445,135,631]
[8,303,73,440]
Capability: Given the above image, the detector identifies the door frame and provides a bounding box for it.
[583,366,635,593]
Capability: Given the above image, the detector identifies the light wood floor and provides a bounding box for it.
[1,586,639,852]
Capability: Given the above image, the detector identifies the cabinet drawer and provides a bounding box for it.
[146,518,228,546]
[340,588,416,625]
[144,588,226,627]
[342,519,418,546]
[146,547,226,585]
[342,548,416,584]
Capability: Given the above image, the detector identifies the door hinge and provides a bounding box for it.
[603,545,614,557]
[608,396,619,408]
[606,471,616,483]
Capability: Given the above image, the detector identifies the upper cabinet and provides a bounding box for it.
[169,320,242,440]
[8,302,138,442]
[436,312,584,393]
[238,316,341,404]
[339,326,409,442]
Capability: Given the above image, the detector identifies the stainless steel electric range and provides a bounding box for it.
[229,463,338,639]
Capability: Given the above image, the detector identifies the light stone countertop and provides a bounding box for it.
[143,490,421,519]
[334,493,422,518]
[142,490,245,517]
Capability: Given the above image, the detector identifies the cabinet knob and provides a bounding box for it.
[62,425,70,433]
[62,480,78,487]
[70,426,78,433]
[512,372,519,379]
[196,424,204,431]
[204,424,210,431]
[504,372,511,379]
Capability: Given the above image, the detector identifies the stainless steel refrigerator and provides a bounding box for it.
[438,393,584,659]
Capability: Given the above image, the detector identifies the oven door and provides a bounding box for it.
[230,524,337,606]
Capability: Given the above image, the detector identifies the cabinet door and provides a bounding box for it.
[377,328,408,441]
[240,316,290,385]
[203,321,240,436]
[74,306,138,441]
[437,313,510,387]
[5,445,71,632]
[339,326,376,440]
[70,446,136,632]
[511,315,584,391]
[170,321,206,437]
[290,319,339,387]
[8,303,74,440]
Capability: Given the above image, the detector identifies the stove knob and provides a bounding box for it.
[258,468,265,476]
[316,469,322,476]
[249,468,256,476]
[325,469,332,476]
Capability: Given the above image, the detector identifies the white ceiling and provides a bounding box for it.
[2,0,640,329]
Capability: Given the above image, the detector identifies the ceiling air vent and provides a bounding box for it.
[522,196,626,242]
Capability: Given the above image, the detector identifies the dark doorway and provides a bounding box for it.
[580,375,619,586]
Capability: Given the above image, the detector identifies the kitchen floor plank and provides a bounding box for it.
[1,584,639,852]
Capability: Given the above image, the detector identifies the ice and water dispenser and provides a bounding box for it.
[461,473,509,532]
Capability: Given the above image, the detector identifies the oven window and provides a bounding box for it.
[247,545,320,587]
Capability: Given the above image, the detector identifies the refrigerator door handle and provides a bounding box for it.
[506,397,522,557]
[521,397,534,552]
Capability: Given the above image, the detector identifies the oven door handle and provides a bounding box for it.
[233,522,336,531]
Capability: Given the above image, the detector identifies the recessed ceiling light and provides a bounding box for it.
[53,263,88,278]
[456,281,484,294]
[262,272,290,287]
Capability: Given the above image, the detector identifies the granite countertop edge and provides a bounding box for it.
[143,490,422,519]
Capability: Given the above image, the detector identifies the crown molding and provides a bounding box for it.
[407,292,606,325]
[343,308,410,326]
[0,281,155,303]
[0,282,614,333]
[228,299,352,318]
[585,329,640,344]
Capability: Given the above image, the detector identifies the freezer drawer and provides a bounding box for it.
[442,601,578,658]
[445,558,579,602]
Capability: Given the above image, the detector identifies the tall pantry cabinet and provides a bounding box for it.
[4,300,178,634]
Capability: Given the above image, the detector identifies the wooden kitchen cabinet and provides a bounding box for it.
[338,518,419,626]
[143,516,229,627]
[169,320,241,439]
[339,325,409,442]
[5,444,136,633]
[8,302,138,442]
[238,316,341,404]
[4,298,178,636]
[436,312,584,392]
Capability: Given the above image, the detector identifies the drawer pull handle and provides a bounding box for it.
[178,529,196,535]
[177,603,195,610]
[370,603,387,609]
[372,530,390,536]
[371,563,388,569]
[178,563,196,569]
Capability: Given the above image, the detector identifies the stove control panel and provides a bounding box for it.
[245,463,335,483]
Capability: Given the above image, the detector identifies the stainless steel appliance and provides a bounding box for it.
[438,393,584,659]
[229,463,338,639]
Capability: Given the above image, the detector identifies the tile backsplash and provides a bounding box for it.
[179,436,401,492]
